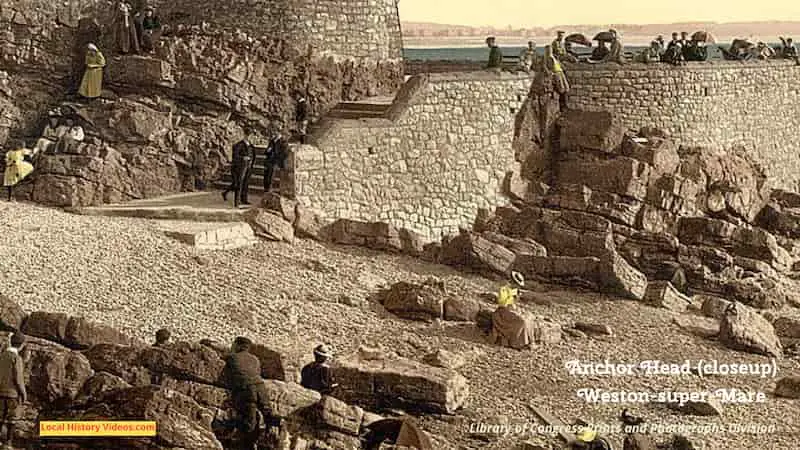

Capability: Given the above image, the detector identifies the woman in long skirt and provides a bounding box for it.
[4,146,34,201]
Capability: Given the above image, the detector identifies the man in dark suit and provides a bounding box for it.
[263,132,289,192]
[222,129,256,207]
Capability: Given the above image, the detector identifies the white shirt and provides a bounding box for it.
[68,126,84,141]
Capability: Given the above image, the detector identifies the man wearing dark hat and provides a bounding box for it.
[300,344,337,395]
[222,336,271,450]
[0,333,26,449]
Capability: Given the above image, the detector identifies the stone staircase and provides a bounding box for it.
[325,101,392,119]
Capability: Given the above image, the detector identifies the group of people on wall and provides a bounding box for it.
[489,30,800,70]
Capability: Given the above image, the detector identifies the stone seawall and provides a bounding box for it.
[565,60,800,191]
[147,0,403,62]
[291,71,532,241]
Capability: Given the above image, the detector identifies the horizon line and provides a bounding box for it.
[400,19,800,28]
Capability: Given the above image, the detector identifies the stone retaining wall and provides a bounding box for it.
[564,60,800,191]
[147,0,403,63]
[291,71,532,241]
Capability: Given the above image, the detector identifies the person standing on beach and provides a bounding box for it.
[486,36,503,69]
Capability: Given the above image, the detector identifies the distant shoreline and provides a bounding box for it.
[403,35,759,48]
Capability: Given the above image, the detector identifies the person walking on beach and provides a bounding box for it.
[486,36,503,69]
[0,333,27,449]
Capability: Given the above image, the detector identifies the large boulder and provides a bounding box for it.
[643,281,691,312]
[138,342,226,386]
[621,135,680,175]
[677,217,790,270]
[74,371,132,406]
[324,219,403,252]
[557,156,651,201]
[379,278,447,321]
[513,252,648,300]
[78,386,223,450]
[439,232,515,275]
[544,184,642,227]
[558,110,625,154]
[0,294,26,332]
[161,378,232,411]
[308,395,365,435]
[481,232,547,257]
[718,302,782,357]
[331,353,469,414]
[22,311,69,343]
[775,376,800,399]
[261,380,321,418]
[24,337,95,405]
[64,317,138,350]
[245,209,295,243]
[503,207,616,259]
[82,344,152,386]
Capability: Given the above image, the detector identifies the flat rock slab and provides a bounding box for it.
[66,205,247,222]
[159,221,257,250]
[331,353,469,414]
[643,281,691,312]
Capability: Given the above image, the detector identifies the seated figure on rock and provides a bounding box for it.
[53,119,84,154]
[489,272,533,350]
[32,109,63,156]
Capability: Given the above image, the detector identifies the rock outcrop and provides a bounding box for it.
[0,297,451,450]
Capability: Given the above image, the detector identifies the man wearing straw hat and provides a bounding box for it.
[301,344,337,395]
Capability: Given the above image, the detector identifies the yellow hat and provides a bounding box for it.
[497,286,517,306]
[576,427,597,442]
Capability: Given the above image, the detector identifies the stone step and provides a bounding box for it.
[326,110,387,120]
[160,222,257,250]
[66,205,249,222]
[332,102,391,112]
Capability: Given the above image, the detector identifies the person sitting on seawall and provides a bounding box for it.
[753,41,776,60]
[300,344,338,395]
[3,142,34,202]
[683,40,708,62]
[566,427,613,450]
[53,118,84,154]
[662,32,685,65]
[635,40,662,64]
[780,36,799,64]
[485,36,503,69]
[590,41,609,62]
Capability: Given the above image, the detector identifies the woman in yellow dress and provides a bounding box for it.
[78,44,106,99]
[4,146,34,201]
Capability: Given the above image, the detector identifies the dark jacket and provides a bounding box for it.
[266,137,289,169]
[0,349,26,399]
[300,361,333,394]
[487,46,503,68]
[142,16,160,31]
[223,351,262,391]
[231,140,256,168]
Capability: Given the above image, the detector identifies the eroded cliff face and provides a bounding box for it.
[0,0,403,206]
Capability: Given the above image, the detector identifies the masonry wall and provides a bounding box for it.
[149,0,403,62]
[291,72,532,241]
[565,60,800,191]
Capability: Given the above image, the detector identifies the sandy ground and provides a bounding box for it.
[0,202,797,449]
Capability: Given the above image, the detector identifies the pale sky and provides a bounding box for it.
[399,0,799,28]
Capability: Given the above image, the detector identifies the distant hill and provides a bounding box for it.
[401,20,800,41]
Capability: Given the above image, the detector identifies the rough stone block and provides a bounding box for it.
[246,209,295,243]
[481,232,547,257]
[621,136,680,175]
[0,294,26,332]
[719,302,782,357]
[775,376,800,399]
[63,317,137,350]
[22,311,69,343]
[331,353,469,414]
[24,337,95,404]
[380,278,446,321]
[138,342,226,386]
[439,232,515,275]
[311,395,364,435]
[443,297,482,322]
[558,109,625,153]
[643,281,690,312]
[325,219,402,252]
[557,156,651,201]
[261,380,321,418]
